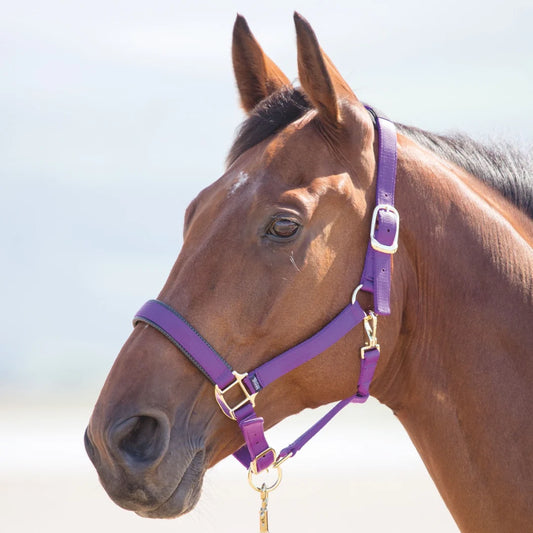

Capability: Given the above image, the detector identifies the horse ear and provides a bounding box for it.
[294,12,357,125]
[232,14,291,113]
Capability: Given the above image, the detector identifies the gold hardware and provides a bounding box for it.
[273,451,293,468]
[249,464,281,532]
[361,344,380,359]
[351,284,363,305]
[248,464,283,493]
[259,484,269,533]
[361,312,380,359]
[214,371,258,420]
[248,448,292,531]
[249,448,276,475]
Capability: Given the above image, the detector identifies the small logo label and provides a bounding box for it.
[250,375,261,392]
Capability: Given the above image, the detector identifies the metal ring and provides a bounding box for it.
[351,284,363,305]
[248,465,283,493]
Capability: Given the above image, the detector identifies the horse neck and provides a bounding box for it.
[381,137,533,532]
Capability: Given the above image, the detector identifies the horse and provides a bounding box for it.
[84,13,533,532]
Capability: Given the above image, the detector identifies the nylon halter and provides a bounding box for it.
[133,109,399,476]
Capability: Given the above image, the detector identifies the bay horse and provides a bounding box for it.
[85,13,533,532]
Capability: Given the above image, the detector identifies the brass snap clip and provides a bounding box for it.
[361,311,380,359]
[248,462,283,533]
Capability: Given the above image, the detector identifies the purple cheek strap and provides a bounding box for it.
[133,110,398,474]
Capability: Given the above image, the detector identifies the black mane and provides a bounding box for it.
[397,124,533,218]
[227,87,533,218]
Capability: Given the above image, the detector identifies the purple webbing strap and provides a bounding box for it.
[133,300,234,388]
[247,303,366,391]
[277,396,362,462]
[360,114,398,315]
[232,404,275,472]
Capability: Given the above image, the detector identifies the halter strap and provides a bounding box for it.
[247,303,366,392]
[360,108,399,315]
[133,110,398,473]
[134,299,234,387]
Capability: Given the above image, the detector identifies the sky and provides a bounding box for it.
[1,0,532,395]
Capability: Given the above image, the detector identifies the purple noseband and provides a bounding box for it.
[133,109,398,473]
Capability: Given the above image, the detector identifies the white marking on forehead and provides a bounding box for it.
[228,171,250,196]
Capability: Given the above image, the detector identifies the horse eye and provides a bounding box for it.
[267,218,300,240]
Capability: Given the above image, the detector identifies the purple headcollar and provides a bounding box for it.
[133,110,398,474]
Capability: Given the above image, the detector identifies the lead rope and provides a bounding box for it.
[248,312,380,532]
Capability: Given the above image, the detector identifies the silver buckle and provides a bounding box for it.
[370,204,399,254]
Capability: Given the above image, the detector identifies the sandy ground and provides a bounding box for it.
[0,398,459,533]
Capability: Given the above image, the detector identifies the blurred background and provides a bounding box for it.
[1,0,531,531]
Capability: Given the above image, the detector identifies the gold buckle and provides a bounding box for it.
[214,371,258,420]
[249,447,276,475]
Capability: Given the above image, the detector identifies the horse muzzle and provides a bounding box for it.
[84,408,207,518]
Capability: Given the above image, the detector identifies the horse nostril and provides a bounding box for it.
[120,416,158,459]
[84,427,97,462]
[111,413,170,467]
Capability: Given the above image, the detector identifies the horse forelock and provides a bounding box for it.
[227,87,312,167]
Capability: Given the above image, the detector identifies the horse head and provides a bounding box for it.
[84,13,405,519]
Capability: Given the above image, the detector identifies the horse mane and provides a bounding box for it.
[227,87,533,218]
[397,124,533,219]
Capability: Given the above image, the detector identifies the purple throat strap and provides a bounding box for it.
[133,110,398,473]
